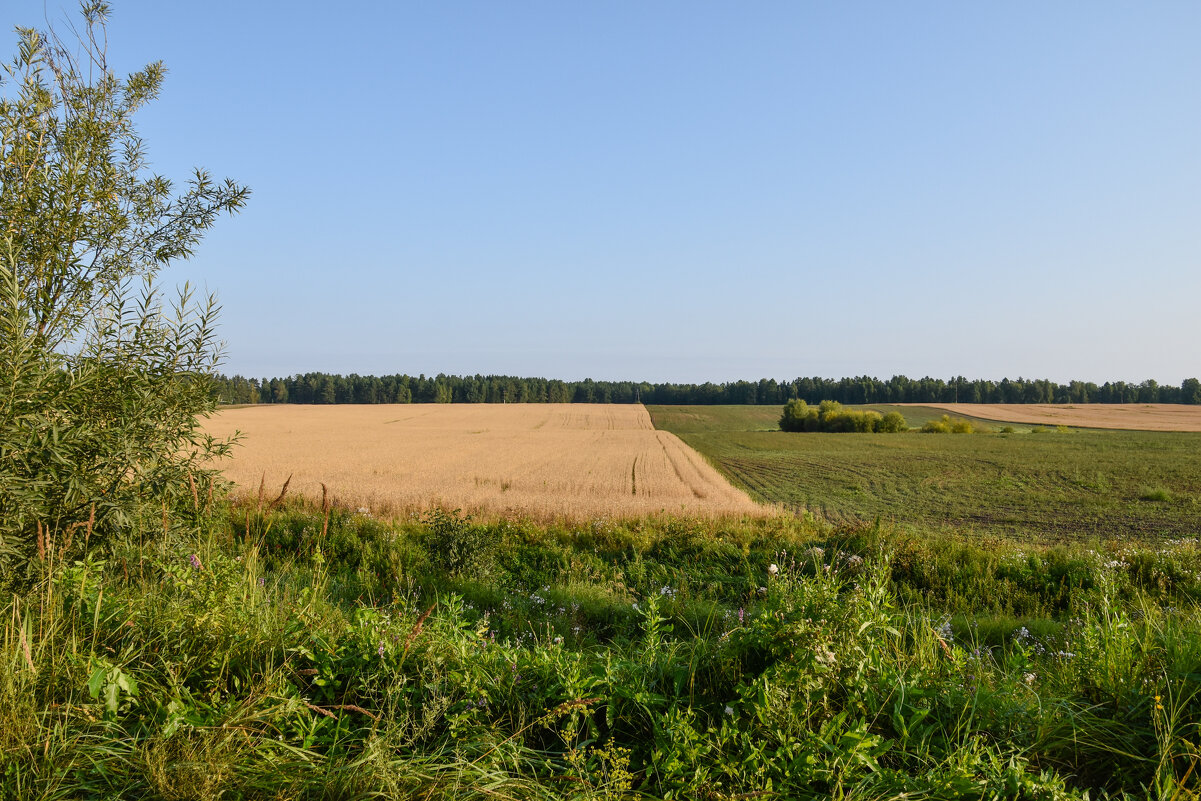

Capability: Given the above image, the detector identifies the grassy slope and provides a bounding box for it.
[648,404,1201,541]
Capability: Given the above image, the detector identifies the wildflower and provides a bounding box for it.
[1023,672,1037,685]
[737,607,745,624]
[936,620,954,643]
[258,577,266,587]
[378,643,385,658]
[553,636,563,645]
[1155,695,1164,711]
[189,554,203,570]
[757,586,768,596]
[767,563,779,576]
[724,705,734,716]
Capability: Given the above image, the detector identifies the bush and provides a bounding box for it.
[424,508,495,579]
[0,6,248,587]
[779,399,817,432]
[921,414,975,434]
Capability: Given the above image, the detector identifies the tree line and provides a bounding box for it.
[212,372,1201,406]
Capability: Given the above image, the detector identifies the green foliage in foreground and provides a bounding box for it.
[0,4,247,588]
[650,405,1201,541]
[780,400,908,433]
[5,506,1201,799]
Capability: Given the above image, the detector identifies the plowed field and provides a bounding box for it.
[202,404,764,519]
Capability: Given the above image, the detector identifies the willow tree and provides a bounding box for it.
[0,2,248,584]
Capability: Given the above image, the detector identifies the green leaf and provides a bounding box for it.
[116,670,137,696]
[104,681,119,714]
[87,666,106,699]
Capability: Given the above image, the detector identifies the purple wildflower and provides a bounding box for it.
[737,607,745,624]
[378,643,386,658]
[189,554,202,570]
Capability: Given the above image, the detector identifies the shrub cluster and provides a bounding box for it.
[921,414,976,434]
[780,400,908,433]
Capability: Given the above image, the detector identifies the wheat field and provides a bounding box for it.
[201,404,766,519]
[910,403,1201,432]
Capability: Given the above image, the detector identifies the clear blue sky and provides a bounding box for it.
[11,1,1201,384]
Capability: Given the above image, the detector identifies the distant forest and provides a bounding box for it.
[213,373,1201,406]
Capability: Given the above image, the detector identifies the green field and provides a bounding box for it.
[649,404,1201,541]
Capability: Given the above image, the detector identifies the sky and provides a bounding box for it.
[9,1,1201,384]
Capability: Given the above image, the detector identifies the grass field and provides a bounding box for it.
[203,404,763,520]
[648,404,1201,541]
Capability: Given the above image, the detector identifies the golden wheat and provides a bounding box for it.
[909,403,1201,432]
[201,404,766,519]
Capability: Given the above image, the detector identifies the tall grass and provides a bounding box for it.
[4,503,1200,798]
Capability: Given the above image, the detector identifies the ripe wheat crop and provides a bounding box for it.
[202,404,765,519]
[911,403,1201,432]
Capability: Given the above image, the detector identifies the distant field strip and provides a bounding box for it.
[648,404,1201,541]
[910,403,1201,432]
[202,404,764,519]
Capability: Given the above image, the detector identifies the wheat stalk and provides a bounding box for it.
[267,474,292,511]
